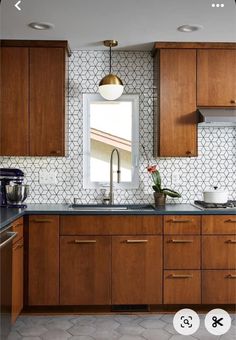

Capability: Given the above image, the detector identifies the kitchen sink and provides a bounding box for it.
[68,204,155,211]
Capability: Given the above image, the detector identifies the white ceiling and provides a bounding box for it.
[1,0,236,50]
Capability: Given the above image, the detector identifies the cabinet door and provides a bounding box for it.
[112,236,162,305]
[202,270,236,304]
[0,47,29,156]
[60,236,111,305]
[197,49,236,106]
[28,216,59,305]
[29,48,65,156]
[202,236,236,269]
[157,49,197,157]
[12,238,24,323]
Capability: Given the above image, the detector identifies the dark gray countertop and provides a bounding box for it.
[1,203,236,231]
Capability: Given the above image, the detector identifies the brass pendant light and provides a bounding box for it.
[98,40,124,101]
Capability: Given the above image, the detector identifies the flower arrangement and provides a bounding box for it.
[147,165,181,198]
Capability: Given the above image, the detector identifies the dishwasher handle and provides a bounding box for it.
[0,232,17,249]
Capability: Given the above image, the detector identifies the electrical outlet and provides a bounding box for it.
[39,170,57,185]
[172,171,180,185]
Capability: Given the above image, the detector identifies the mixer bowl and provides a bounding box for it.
[6,184,29,204]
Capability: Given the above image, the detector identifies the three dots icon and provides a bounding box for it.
[211,3,225,7]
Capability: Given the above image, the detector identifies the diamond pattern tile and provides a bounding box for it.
[1,50,235,204]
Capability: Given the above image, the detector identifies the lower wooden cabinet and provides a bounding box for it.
[164,236,200,269]
[112,236,162,305]
[202,270,236,304]
[60,236,111,305]
[202,236,236,269]
[12,219,24,323]
[164,270,201,304]
[28,215,59,305]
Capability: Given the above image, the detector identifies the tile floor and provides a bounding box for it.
[8,313,236,340]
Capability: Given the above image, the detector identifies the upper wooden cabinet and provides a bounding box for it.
[197,49,236,107]
[0,41,69,156]
[1,48,29,156]
[154,49,197,157]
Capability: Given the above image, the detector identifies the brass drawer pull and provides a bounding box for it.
[226,274,236,279]
[13,243,24,250]
[169,239,193,243]
[226,240,236,244]
[230,100,236,104]
[126,240,148,243]
[169,219,192,223]
[170,274,193,279]
[74,240,97,244]
[32,219,53,223]
[225,219,236,223]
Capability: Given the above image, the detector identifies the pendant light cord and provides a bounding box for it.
[109,45,112,74]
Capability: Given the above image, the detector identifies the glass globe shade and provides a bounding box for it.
[98,84,124,101]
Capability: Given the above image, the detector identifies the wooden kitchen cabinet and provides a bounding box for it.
[0,48,29,156]
[164,270,201,304]
[27,215,59,305]
[154,49,197,157]
[112,236,162,305]
[29,48,66,156]
[12,218,24,323]
[202,236,236,269]
[197,49,236,107]
[202,270,236,304]
[0,41,69,156]
[60,236,111,305]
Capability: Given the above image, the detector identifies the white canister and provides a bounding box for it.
[203,187,228,204]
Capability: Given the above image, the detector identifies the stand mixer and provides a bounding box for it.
[0,168,29,208]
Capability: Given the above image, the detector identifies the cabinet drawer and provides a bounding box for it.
[164,216,201,234]
[202,236,236,269]
[12,217,24,244]
[164,270,201,304]
[164,236,200,269]
[60,216,162,235]
[202,215,236,234]
[202,270,236,304]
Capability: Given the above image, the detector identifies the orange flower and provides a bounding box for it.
[147,165,157,173]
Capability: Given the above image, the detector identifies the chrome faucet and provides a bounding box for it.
[109,148,121,204]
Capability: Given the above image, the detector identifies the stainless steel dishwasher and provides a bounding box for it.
[0,226,17,340]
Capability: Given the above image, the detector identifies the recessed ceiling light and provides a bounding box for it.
[177,25,203,33]
[28,22,54,30]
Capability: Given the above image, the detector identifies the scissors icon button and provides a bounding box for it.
[212,316,224,327]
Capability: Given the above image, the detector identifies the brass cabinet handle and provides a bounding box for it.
[226,240,236,244]
[226,274,236,279]
[169,219,192,223]
[74,240,97,244]
[126,240,148,243]
[13,243,24,250]
[225,219,236,223]
[32,219,53,223]
[230,100,236,104]
[169,239,193,243]
[170,274,193,278]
